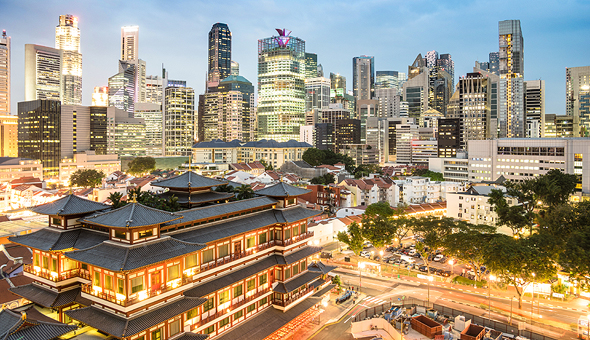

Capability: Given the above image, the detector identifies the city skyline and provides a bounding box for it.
[2,0,589,116]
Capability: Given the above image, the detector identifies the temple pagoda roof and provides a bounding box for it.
[65,236,205,272]
[8,228,108,251]
[0,308,77,340]
[254,182,311,198]
[157,190,234,205]
[80,202,182,229]
[152,171,228,190]
[9,284,83,309]
[65,296,207,338]
[30,194,110,216]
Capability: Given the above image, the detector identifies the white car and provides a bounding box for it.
[434,254,444,262]
[360,251,370,258]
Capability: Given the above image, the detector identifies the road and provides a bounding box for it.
[309,270,580,340]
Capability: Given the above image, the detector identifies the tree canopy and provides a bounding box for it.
[128,157,156,175]
[69,169,105,188]
[412,168,444,182]
[310,173,335,185]
[236,185,255,200]
[337,222,364,256]
[302,148,355,172]
[361,202,395,251]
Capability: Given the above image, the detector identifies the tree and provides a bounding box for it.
[127,187,182,212]
[108,192,126,209]
[215,184,234,193]
[128,157,156,175]
[483,234,556,309]
[337,222,364,256]
[444,223,496,281]
[488,188,532,236]
[354,164,383,179]
[390,205,412,246]
[534,169,577,209]
[302,148,325,167]
[259,159,274,170]
[412,169,444,182]
[302,148,356,172]
[560,225,590,281]
[332,275,343,287]
[236,185,255,200]
[310,173,335,185]
[412,216,456,274]
[361,202,395,256]
[69,169,105,188]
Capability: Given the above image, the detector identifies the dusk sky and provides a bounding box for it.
[3,0,589,115]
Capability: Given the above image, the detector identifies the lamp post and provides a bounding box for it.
[531,273,536,324]
[448,259,454,276]
[427,275,434,306]
[488,274,496,322]
[358,262,364,294]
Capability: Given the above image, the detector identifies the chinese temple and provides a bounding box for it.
[7,180,335,340]
[152,171,234,207]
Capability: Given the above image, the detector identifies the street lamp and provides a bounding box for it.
[531,273,536,323]
[379,250,384,261]
[427,275,434,306]
[448,259,454,276]
[488,274,496,322]
[358,262,364,294]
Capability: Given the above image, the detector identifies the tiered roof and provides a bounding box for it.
[168,197,277,226]
[0,308,77,340]
[152,171,228,190]
[8,228,108,251]
[80,202,182,228]
[158,190,234,205]
[254,182,311,198]
[31,194,110,216]
[9,284,85,309]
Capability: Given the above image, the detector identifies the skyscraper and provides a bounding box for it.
[257,29,306,142]
[208,23,231,85]
[305,53,318,79]
[437,53,454,90]
[498,19,525,138]
[376,71,398,90]
[352,56,374,101]
[305,77,330,112]
[231,61,239,76]
[375,88,399,118]
[403,54,429,119]
[524,80,545,138]
[55,14,82,105]
[134,102,163,156]
[121,26,139,61]
[24,44,62,101]
[566,66,590,136]
[0,30,10,115]
[164,86,195,156]
[489,52,500,75]
[91,86,108,106]
[330,73,346,90]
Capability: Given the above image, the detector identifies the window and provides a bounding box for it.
[293,264,299,276]
[52,258,57,271]
[246,236,255,249]
[63,258,76,271]
[52,218,61,226]
[247,303,256,313]
[285,229,291,239]
[234,309,243,320]
[259,274,267,286]
[168,265,180,281]
[202,249,214,263]
[247,278,255,292]
[187,308,198,319]
[117,278,125,294]
[131,276,144,293]
[204,325,215,335]
[138,229,154,239]
[275,269,282,281]
[170,319,181,336]
[259,297,267,307]
[114,230,126,239]
[219,317,230,328]
[105,275,113,290]
[219,290,229,304]
[258,233,267,244]
[203,297,215,312]
[233,284,243,298]
[285,268,291,280]
[186,254,197,268]
[300,223,306,234]
[300,261,306,272]
[151,328,162,340]
[292,225,299,236]
[93,272,100,286]
[218,244,229,258]
[34,254,39,266]
[81,263,88,270]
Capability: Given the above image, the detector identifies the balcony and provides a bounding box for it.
[200,241,277,272]
[24,264,83,282]
[272,286,314,307]
[82,283,126,306]
[275,231,314,247]
[196,287,270,328]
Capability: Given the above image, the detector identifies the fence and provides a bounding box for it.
[352,298,565,340]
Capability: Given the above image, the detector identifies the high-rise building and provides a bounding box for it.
[356,99,379,143]
[231,60,239,76]
[0,114,17,157]
[91,86,108,106]
[437,118,461,158]
[24,44,62,101]
[330,73,346,90]
[403,55,429,119]
[489,52,500,75]
[203,75,254,142]
[352,56,374,101]
[305,77,330,112]
[375,88,399,118]
[257,29,306,142]
[134,102,163,156]
[524,80,545,138]
[164,86,195,156]
[305,53,318,79]
[18,100,61,177]
[121,26,139,61]
[376,71,398,90]
[422,51,454,116]
[437,53,454,89]
[146,75,165,104]
[498,19,525,138]
[208,23,231,86]
[108,59,146,116]
[89,106,108,155]
[0,30,10,115]
[107,107,146,157]
[317,63,324,78]
[55,14,82,105]
[566,66,590,136]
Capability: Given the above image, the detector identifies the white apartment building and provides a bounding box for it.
[468,138,590,194]
[59,151,121,185]
[393,176,462,205]
[428,157,469,182]
[339,177,396,207]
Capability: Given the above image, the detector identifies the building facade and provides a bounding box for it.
[121,26,139,61]
[257,29,306,142]
[55,14,82,105]
[524,80,545,138]
[352,56,374,101]
[164,86,195,156]
[305,53,318,79]
[134,102,163,156]
[0,30,10,115]
[24,44,62,102]
[566,66,590,136]
[0,114,17,157]
[208,23,232,86]
[59,150,121,184]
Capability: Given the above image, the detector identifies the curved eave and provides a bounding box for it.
[79,214,183,230]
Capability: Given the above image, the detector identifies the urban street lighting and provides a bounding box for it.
[358,262,364,294]
[427,275,434,306]
[531,272,536,323]
[448,259,454,276]
[488,274,496,322]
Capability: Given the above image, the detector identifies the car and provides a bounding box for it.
[441,270,451,277]
[418,266,428,272]
[434,254,444,262]
[413,253,421,258]
[429,267,437,274]
[435,269,445,276]
[360,251,370,258]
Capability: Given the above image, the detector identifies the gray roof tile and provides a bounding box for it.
[169,197,277,226]
[65,237,205,272]
[9,284,80,308]
[152,171,228,190]
[80,203,182,229]
[254,182,311,197]
[5,321,77,340]
[65,296,207,338]
[157,191,234,205]
[273,271,322,294]
[284,246,322,264]
[308,261,337,275]
[31,194,110,216]
[8,228,108,251]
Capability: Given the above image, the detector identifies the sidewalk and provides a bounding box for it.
[290,288,363,340]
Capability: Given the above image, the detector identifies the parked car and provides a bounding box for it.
[435,269,445,276]
[441,270,451,277]
[360,251,370,258]
[429,267,437,274]
[434,254,444,262]
[419,266,428,272]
